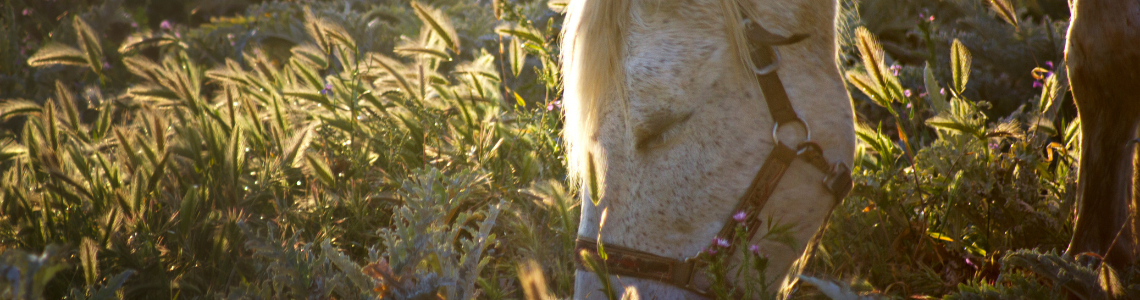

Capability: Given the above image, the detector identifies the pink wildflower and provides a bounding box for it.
[714,237,730,248]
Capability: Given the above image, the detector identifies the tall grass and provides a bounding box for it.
[2,0,575,299]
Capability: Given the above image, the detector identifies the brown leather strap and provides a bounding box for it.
[748,22,801,126]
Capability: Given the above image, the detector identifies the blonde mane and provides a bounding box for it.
[561,0,759,192]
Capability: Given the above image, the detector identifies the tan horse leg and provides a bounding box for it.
[1065,0,1140,270]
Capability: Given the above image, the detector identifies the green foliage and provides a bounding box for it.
[2,0,571,299]
[806,4,1089,298]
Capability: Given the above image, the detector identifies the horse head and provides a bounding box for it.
[561,0,856,298]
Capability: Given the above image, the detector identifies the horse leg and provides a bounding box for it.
[1064,0,1140,269]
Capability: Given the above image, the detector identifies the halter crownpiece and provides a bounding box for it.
[574,17,852,299]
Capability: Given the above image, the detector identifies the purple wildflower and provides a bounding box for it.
[1033,81,1043,88]
[160,20,173,31]
[965,257,977,268]
[321,83,333,95]
[904,89,912,97]
[706,247,718,255]
[733,211,747,223]
[102,61,111,71]
[989,142,999,150]
[714,237,730,248]
[889,64,901,76]
[1046,61,1054,69]
[940,88,946,95]
[22,8,32,16]
[749,244,760,255]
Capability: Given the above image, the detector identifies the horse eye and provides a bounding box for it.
[635,111,693,151]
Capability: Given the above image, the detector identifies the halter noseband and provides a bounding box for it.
[574,19,853,298]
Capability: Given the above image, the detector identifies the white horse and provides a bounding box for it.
[560,0,855,298]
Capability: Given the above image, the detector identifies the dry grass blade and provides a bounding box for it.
[0,99,43,121]
[303,7,331,53]
[846,71,889,108]
[27,43,89,68]
[394,46,452,61]
[988,0,1019,28]
[367,53,418,100]
[587,152,600,206]
[547,0,569,13]
[951,39,972,96]
[411,2,460,53]
[853,27,900,101]
[519,260,554,300]
[0,139,28,162]
[281,123,317,168]
[123,56,163,83]
[73,16,105,75]
[291,44,328,69]
[496,24,545,46]
[119,31,181,54]
[54,81,82,132]
[305,151,335,186]
[80,237,99,287]
[509,38,526,77]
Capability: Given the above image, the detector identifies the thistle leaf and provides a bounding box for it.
[321,241,376,293]
[951,39,972,96]
[924,63,949,114]
[89,270,135,300]
[27,43,88,68]
[411,2,460,53]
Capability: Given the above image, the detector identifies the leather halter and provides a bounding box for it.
[574,20,854,298]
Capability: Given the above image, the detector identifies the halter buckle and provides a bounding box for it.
[772,118,811,147]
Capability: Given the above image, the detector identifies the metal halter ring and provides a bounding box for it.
[750,46,781,75]
[772,118,811,147]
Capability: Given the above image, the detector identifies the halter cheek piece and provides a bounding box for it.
[574,19,854,298]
